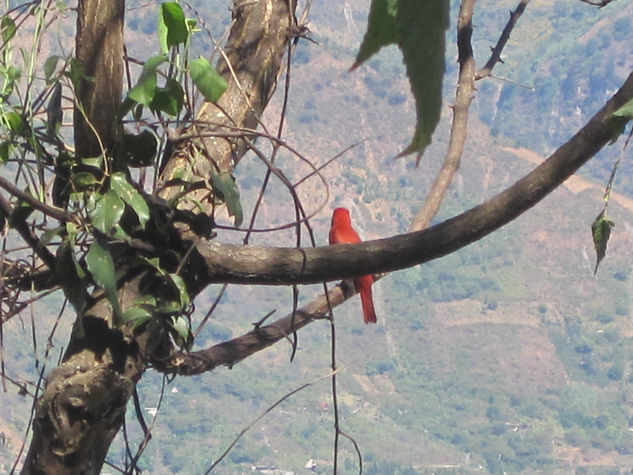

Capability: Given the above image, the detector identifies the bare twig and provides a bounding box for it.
[476,0,531,80]
[205,369,340,473]
[578,0,614,6]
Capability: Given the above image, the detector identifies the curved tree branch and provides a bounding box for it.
[193,71,633,286]
[159,71,633,375]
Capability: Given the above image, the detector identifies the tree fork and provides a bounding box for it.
[22,0,295,472]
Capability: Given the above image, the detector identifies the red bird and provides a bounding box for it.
[329,207,377,324]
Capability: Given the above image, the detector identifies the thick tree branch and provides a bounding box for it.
[192,72,633,286]
[159,71,633,375]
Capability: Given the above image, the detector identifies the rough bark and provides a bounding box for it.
[21,0,295,472]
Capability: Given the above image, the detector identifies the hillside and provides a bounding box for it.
[1,0,633,473]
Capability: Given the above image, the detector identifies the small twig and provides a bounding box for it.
[205,368,341,473]
[476,0,531,80]
[0,176,75,224]
[193,283,228,338]
[578,0,614,6]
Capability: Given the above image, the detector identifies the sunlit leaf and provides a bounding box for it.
[210,171,243,227]
[396,0,448,159]
[1,16,16,43]
[71,171,100,190]
[120,306,153,329]
[159,2,188,53]
[613,98,633,119]
[128,55,168,106]
[3,110,25,134]
[189,57,227,102]
[168,273,189,308]
[86,238,121,317]
[110,172,150,230]
[65,58,93,91]
[89,190,125,234]
[169,315,193,350]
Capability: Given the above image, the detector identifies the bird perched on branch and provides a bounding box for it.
[329,207,377,324]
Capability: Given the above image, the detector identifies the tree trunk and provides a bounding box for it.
[21,0,294,472]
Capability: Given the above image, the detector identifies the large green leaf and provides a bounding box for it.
[159,2,188,53]
[352,0,398,69]
[210,171,243,227]
[128,55,168,106]
[88,190,125,234]
[354,0,449,159]
[110,172,150,230]
[189,57,227,102]
[397,0,448,158]
[86,239,121,318]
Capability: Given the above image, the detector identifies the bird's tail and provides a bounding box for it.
[357,275,377,324]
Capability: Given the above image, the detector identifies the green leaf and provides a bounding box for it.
[0,141,9,164]
[80,155,104,169]
[71,171,100,191]
[591,211,615,276]
[159,2,189,53]
[613,98,633,120]
[1,16,16,43]
[86,239,121,317]
[169,315,193,350]
[122,130,158,167]
[3,110,25,134]
[397,0,448,158]
[110,172,150,230]
[44,55,60,82]
[150,78,185,116]
[189,57,227,102]
[354,0,448,159]
[88,190,125,234]
[210,171,243,227]
[46,82,63,135]
[56,238,88,310]
[352,0,399,69]
[128,55,168,106]
[168,273,189,308]
[120,306,153,329]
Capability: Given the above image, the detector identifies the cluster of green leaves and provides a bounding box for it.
[0,1,236,349]
[121,2,227,122]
